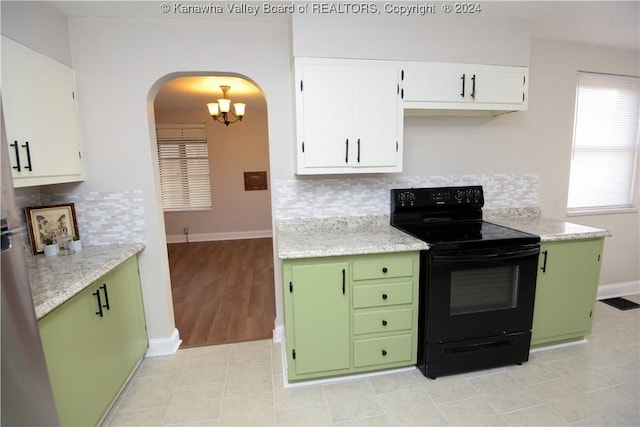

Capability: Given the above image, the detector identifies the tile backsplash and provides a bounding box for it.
[15,190,146,247]
[273,174,538,220]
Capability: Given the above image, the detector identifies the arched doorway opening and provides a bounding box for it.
[152,73,274,348]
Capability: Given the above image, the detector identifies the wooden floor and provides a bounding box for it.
[167,238,275,348]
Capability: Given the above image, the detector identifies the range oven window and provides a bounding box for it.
[450,265,520,315]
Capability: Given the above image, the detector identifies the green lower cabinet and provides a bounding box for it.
[39,256,148,426]
[283,252,419,382]
[289,261,351,376]
[531,238,604,347]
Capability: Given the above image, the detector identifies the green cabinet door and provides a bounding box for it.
[97,257,148,396]
[287,261,350,376]
[39,282,113,426]
[531,238,604,347]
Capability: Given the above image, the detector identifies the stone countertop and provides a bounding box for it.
[488,216,611,242]
[27,243,145,320]
[276,216,428,259]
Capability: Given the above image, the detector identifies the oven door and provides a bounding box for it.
[425,244,539,344]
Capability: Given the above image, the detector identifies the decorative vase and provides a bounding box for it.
[43,244,59,257]
[70,239,83,252]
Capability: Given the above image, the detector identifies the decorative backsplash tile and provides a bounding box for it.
[15,190,146,246]
[273,174,538,220]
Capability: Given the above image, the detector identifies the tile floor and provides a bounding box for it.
[103,295,639,426]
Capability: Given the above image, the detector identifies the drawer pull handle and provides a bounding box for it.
[382,267,388,273]
[382,320,388,326]
[382,293,388,300]
[381,349,387,356]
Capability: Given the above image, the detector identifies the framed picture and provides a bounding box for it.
[244,171,268,191]
[25,203,79,255]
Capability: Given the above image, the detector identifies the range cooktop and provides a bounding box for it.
[390,186,540,250]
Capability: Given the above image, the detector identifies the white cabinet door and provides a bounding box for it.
[403,63,470,104]
[299,64,351,170]
[351,66,400,169]
[471,67,527,105]
[295,58,403,175]
[402,62,528,113]
[2,36,83,187]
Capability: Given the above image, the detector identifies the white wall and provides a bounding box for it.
[291,13,530,66]
[66,17,292,343]
[0,1,71,65]
[154,107,272,242]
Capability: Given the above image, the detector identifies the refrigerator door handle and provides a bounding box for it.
[1,218,26,252]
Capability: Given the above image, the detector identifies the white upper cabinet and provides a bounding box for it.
[295,58,403,175]
[2,36,84,187]
[402,62,528,114]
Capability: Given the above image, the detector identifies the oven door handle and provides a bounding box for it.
[432,246,540,263]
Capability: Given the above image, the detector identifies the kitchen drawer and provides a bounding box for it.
[352,257,414,281]
[353,334,413,367]
[352,281,413,308]
[353,308,413,335]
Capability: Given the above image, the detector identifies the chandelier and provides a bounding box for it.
[206,85,246,126]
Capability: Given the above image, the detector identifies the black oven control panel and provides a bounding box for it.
[391,186,484,210]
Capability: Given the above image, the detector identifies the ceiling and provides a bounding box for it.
[51,1,639,111]
[153,76,266,111]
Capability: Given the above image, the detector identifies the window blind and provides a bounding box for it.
[156,123,212,210]
[567,72,640,212]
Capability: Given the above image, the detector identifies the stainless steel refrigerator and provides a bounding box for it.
[1,102,59,425]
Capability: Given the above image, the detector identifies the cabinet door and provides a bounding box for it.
[290,262,350,375]
[299,64,351,169]
[351,66,400,168]
[531,239,604,346]
[403,63,469,103]
[39,282,113,427]
[472,66,527,105]
[98,257,148,397]
[1,36,83,187]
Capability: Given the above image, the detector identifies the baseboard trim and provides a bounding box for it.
[597,280,640,300]
[272,325,283,344]
[145,328,182,357]
[166,229,272,244]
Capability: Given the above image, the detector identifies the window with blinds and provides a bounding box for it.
[567,72,640,213]
[156,123,212,211]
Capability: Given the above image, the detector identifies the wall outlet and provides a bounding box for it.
[183,227,189,235]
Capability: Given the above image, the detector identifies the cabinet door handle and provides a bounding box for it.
[100,284,110,310]
[460,73,466,97]
[540,250,548,273]
[342,269,346,294]
[345,139,349,163]
[382,293,388,300]
[21,141,32,171]
[471,74,476,99]
[357,139,361,163]
[382,267,388,273]
[382,320,388,326]
[381,349,388,356]
[93,290,104,317]
[10,141,21,171]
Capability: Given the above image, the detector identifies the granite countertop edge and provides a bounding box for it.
[28,243,145,320]
[276,210,611,259]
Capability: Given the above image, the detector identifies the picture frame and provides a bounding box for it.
[25,203,79,255]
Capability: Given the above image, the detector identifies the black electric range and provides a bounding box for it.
[390,186,541,379]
